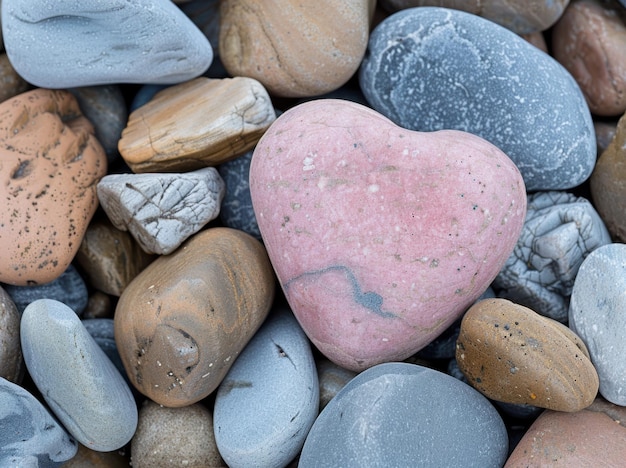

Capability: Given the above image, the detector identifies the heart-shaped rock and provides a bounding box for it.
[250,99,526,371]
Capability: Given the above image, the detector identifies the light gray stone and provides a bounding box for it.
[214,308,319,468]
[2,0,213,88]
[20,299,137,452]
[495,191,611,322]
[97,167,225,255]
[569,243,626,406]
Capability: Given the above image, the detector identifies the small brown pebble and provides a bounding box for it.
[82,290,113,320]
[0,286,23,383]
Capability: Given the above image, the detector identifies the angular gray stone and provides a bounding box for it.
[0,376,78,467]
[97,167,225,255]
[494,191,611,322]
[359,7,596,191]
[300,362,508,467]
[569,243,626,406]
[214,308,319,468]
[2,0,213,88]
[20,299,138,452]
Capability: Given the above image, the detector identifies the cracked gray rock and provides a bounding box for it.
[494,191,612,322]
[97,167,225,255]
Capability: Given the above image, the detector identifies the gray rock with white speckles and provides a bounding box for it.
[97,167,225,255]
[569,243,626,406]
[494,191,611,322]
[359,7,596,191]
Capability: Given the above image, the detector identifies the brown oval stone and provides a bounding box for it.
[118,77,275,173]
[505,398,626,466]
[552,0,626,116]
[114,227,275,407]
[0,88,107,285]
[219,0,370,98]
[456,298,599,412]
[0,286,23,383]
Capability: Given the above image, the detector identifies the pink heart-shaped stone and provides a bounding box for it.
[250,99,526,371]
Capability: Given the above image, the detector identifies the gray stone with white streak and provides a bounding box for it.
[97,167,225,255]
[359,7,596,191]
[2,0,213,88]
[20,299,137,452]
[569,244,626,406]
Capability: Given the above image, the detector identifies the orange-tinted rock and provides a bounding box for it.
[0,89,107,285]
[118,77,275,173]
[552,0,626,116]
[114,227,275,407]
[456,298,598,412]
[219,0,370,97]
[591,112,626,241]
[505,398,626,467]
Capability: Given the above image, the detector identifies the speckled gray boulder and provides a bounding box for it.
[0,376,77,467]
[359,7,596,191]
[494,191,611,322]
[2,0,213,88]
[214,308,319,468]
[20,299,138,452]
[569,244,626,406]
[299,362,508,467]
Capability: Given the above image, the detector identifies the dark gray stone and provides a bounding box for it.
[299,362,508,467]
[0,377,77,467]
[359,7,596,191]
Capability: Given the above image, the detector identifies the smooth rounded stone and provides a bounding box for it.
[218,151,261,240]
[118,77,276,173]
[68,86,127,163]
[21,299,138,452]
[317,359,357,411]
[0,53,29,103]
[379,0,570,34]
[115,227,275,407]
[594,120,617,156]
[249,99,526,372]
[219,0,370,98]
[3,264,88,316]
[82,291,113,320]
[360,7,596,192]
[505,398,626,466]
[75,217,156,296]
[590,112,626,242]
[493,191,611,322]
[131,400,224,468]
[0,88,107,286]
[2,0,213,88]
[97,167,225,255]
[82,319,128,384]
[214,308,319,468]
[0,376,78,466]
[60,443,130,467]
[569,243,626,406]
[520,31,548,53]
[552,0,626,117]
[0,286,23,383]
[456,298,599,412]
[299,362,508,467]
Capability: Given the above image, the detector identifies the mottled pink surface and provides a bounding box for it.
[250,99,526,371]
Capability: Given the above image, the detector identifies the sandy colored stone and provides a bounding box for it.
[0,54,29,104]
[552,0,626,116]
[505,398,626,466]
[591,112,626,242]
[219,0,370,98]
[118,77,275,173]
[0,89,107,286]
[76,217,156,296]
[114,227,275,407]
[456,298,599,412]
[0,286,23,383]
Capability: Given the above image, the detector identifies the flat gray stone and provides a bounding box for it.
[0,376,77,467]
[20,299,137,452]
[214,308,319,468]
[299,362,508,467]
[359,7,596,191]
[569,243,626,406]
[2,0,213,88]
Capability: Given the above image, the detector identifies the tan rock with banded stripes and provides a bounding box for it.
[456,298,598,412]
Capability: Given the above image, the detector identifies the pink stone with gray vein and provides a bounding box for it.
[250,99,527,371]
